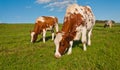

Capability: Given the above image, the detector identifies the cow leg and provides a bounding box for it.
[51,30,54,40]
[54,37,61,58]
[55,23,59,32]
[43,29,46,43]
[67,41,73,55]
[87,29,92,46]
[110,23,112,28]
[81,27,87,51]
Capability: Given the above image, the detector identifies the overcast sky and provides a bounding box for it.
[0,0,120,23]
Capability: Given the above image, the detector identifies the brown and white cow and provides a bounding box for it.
[31,16,59,43]
[54,4,95,58]
[104,20,113,28]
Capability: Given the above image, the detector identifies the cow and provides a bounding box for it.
[54,4,95,58]
[104,20,113,28]
[31,16,59,43]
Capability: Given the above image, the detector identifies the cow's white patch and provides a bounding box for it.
[52,32,54,40]
[55,23,59,32]
[78,6,84,17]
[54,32,63,58]
[81,26,87,51]
[86,18,95,30]
[36,17,45,23]
[43,29,46,43]
[87,29,92,46]
[46,26,52,30]
[74,25,83,40]
[86,6,91,9]
[83,43,86,51]
[65,4,80,17]
[67,41,73,55]
[31,32,35,42]
[74,31,81,40]
[50,16,55,18]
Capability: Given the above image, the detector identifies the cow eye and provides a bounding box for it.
[60,42,64,46]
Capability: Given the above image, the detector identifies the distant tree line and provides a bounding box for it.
[96,20,115,24]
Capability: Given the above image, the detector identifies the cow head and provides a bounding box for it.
[54,32,74,58]
[30,32,38,43]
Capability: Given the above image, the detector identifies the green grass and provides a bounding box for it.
[0,23,120,70]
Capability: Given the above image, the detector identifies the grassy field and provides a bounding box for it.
[0,23,120,70]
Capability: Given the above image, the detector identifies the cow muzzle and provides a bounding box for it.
[54,53,61,58]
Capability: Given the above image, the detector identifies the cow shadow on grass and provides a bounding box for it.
[72,40,83,49]
[63,40,83,55]
[36,36,52,43]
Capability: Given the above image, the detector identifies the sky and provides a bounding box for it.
[0,0,120,23]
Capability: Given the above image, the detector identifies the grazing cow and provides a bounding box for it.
[104,20,113,28]
[31,16,59,43]
[54,4,95,58]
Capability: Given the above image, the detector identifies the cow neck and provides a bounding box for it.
[33,23,42,35]
[61,15,74,33]
[61,16,76,41]
[61,13,84,41]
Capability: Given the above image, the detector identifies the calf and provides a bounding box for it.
[54,4,95,58]
[31,16,58,43]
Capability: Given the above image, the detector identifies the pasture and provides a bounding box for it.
[0,23,120,70]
